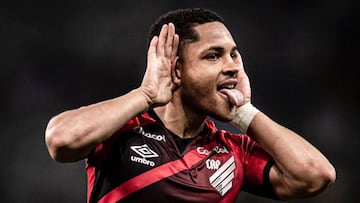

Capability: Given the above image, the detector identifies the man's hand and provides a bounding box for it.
[45,25,179,162]
[140,23,179,108]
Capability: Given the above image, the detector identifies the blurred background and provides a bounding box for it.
[1,0,359,202]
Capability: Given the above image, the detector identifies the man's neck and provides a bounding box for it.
[153,103,206,139]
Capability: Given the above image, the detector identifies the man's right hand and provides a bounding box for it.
[139,23,179,108]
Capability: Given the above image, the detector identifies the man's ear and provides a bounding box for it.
[171,57,181,87]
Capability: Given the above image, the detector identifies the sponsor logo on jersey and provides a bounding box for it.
[134,126,166,142]
[209,156,235,196]
[196,145,229,155]
[130,144,159,167]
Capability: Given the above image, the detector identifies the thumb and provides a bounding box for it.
[237,72,251,104]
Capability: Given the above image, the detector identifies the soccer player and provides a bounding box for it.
[45,8,336,202]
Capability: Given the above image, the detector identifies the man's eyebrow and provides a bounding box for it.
[207,46,238,52]
[207,46,224,52]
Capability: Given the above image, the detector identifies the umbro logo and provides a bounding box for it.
[131,144,159,158]
[130,144,159,167]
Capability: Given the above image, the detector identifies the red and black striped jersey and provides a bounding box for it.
[86,110,275,203]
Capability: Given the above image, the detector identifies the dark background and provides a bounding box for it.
[1,0,359,202]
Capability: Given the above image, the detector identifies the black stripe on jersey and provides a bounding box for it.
[242,160,279,199]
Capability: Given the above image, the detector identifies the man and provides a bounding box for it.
[45,8,336,203]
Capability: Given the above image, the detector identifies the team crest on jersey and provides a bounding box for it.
[209,156,235,196]
[130,144,159,167]
[206,159,221,170]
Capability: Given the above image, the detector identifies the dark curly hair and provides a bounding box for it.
[147,8,224,59]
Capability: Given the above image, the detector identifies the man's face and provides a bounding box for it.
[178,22,245,121]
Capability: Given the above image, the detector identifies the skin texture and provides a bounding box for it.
[45,22,336,200]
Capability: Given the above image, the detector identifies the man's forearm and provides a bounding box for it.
[45,88,150,162]
[243,111,335,198]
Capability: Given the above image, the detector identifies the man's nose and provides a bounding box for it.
[222,59,240,76]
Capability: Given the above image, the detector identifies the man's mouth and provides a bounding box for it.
[217,84,236,91]
[217,81,243,107]
[217,78,238,92]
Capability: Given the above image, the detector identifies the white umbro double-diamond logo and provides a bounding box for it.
[130,144,159,158]
[130,144,159,167]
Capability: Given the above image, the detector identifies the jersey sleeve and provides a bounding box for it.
[86,112,157,167]
[85,117,138,167]
[240,135,278,199]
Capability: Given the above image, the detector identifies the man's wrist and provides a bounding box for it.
[132,88,152,112]
[231,102,260,133]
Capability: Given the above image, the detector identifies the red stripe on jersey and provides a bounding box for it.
[86,162,95,203]
[98,147,207,203]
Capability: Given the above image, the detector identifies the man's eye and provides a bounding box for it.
[205,53,219,60]
[230,52,238,59]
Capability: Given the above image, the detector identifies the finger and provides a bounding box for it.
[237,72,251,103]
[157,24,168,56]
[147,36,159,58]
[165,23,175,57]
[171,34,179,61]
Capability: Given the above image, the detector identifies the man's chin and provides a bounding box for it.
[205,102,237,122]
[209,109,236,122]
